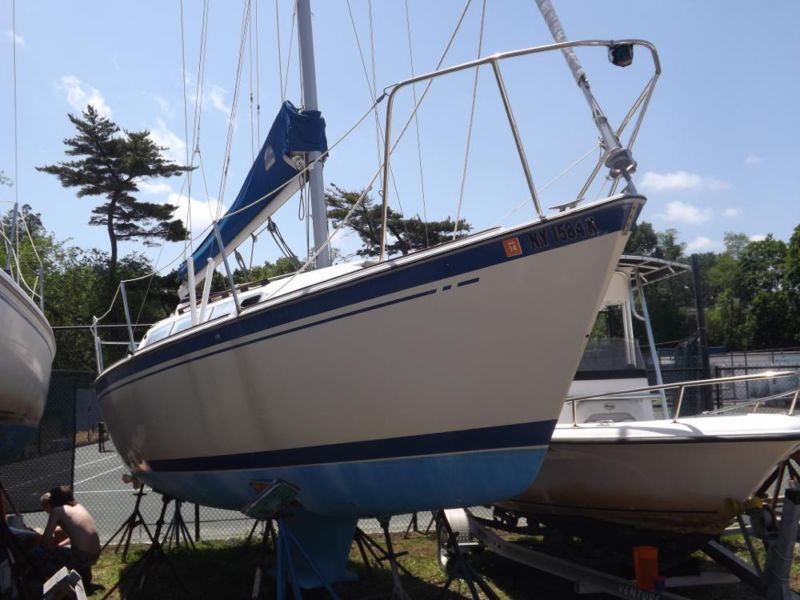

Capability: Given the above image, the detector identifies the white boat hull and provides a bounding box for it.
[501,413,800,536]
[97,196,643,517]
[0,269,56,461]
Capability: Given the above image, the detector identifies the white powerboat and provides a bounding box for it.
[0,266,56,462]
[499,257,800,556]
[94,2,662,585]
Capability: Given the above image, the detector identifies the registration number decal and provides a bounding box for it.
[529,216,600,250]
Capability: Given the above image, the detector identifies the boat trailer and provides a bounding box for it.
[437,481,800,600]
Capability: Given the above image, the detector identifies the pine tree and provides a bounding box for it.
[326,184,471,258]
[37,106,191,276]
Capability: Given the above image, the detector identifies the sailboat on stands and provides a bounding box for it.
[497,256,800,559]
[1,211,56,462]
[1,18,55,462]
[94,0,660,586]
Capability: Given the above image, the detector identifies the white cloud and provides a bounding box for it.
[149,119,188,164]
[749,234,767,242]
[169,192,226,241]
[153,95,173,117]
[656,200,712,225]
[685,236,721,253]
[6,31,25,46]
[723,207,741,218]
[138,180,173,195]
[744,154,763,165]
[57,75,112,118]
[206,84,231,116]
[640,170,730,193]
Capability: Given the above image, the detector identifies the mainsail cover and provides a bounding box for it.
[178,101,327,291]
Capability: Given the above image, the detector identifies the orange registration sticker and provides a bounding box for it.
[503,237,523,257]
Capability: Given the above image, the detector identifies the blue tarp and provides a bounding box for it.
[179,101,327,282]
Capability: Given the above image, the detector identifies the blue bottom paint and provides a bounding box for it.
[0,423,35,462]
[139,446,549,587]
[141,446,548,517]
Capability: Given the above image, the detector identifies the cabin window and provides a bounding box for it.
[140,324,172,348]
[210,300,235,320]
[171,316,193,334]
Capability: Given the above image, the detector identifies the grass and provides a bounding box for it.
[84,530,799,599]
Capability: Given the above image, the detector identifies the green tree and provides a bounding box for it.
[722,232,750,259]
[37,105,190,277]
[326,184,470,258]
[624,221,659,256]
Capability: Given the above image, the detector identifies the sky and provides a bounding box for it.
[2,0,799,277]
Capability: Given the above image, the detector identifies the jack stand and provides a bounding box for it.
[402,512,436,538]
[243,519,276,554]
[250,520,276,599]
[100,484,149,561]
[705,483,800,600]
[436,511,499,600]
[378,516,411,600]
[353,525,413,578]
[162,499,195,551]
[99,492,188,600]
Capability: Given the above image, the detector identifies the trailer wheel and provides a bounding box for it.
[435,512,455,573]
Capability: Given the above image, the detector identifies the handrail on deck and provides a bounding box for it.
[378,39,661,261]
[565,370,800,426]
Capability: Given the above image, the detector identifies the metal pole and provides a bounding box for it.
[187,258,198,326]
[490,62,544,218]
[212,220,241,314]
[635,273,668,417]
[534,0,637,193]
[691,254,712,410]
[37,266,44,311]
[296,0,331,269]
[119,281,136,354]
[92,317,104,373]
[5,203,18,275]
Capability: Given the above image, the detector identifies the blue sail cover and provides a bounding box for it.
[179,101,327,283]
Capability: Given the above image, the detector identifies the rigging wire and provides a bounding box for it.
[274,0,285,102]
[248,1,256,160]
[217,0,254,212]
[404,0,429,246]
[8,0,45,297]
[283,7,297,103]
[255,0,261,141]
[179,0,193,259]
[97,0,477,325]
[492,142,600,226]
[345,0,411,242]
[453,0,486,239]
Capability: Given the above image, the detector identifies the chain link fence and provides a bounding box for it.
[0,371,79,513]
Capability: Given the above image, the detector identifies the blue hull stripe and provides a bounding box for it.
[148,419,557,473]
[97,197,642,397]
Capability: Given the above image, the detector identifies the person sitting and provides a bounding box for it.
[38,485,101,584]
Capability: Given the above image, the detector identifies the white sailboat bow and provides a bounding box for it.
[94,2,663,586]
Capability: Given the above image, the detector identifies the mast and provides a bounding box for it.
[296,0,331,268]
[535,0,638,194]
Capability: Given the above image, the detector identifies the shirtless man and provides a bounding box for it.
[39,485,101,583]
